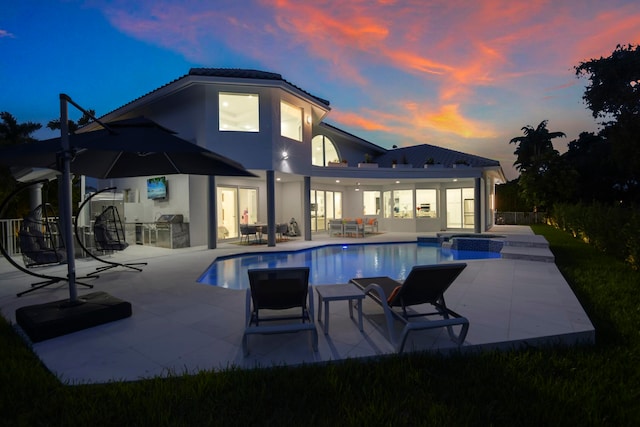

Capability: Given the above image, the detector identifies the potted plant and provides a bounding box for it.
[453,159,470,168]
[358,153,378,168]
[394,154,412,168]
[423,157,442,168]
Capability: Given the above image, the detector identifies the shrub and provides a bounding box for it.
[548,202,640,270]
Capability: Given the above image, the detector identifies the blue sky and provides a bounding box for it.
[2,0,640,179]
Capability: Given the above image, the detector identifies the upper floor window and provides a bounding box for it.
[281,100,302,141]
[312,135,339,166]
[219,93,259,132]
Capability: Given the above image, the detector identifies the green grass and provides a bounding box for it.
[2,224,639,426]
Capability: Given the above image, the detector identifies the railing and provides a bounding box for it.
[0,216,85,257]
[494,211,547,225]
[0,218,22,256]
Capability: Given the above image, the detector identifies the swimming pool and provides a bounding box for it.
[198,242,501,290]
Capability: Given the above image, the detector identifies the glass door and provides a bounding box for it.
[446,188,474,229]
[310,190,342,232]
[217,186,258,240]
[217,187,237,239]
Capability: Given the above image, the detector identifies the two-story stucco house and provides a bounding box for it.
[80,68,506,248]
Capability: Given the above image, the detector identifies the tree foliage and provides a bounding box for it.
[46,109,95,133]
[0,113,43,218]
[0,112,41,146]
[575,44,640,199]
[575,44,640,120]
[508,120,568,210]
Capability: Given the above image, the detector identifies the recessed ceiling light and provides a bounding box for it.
[335,180,340,183]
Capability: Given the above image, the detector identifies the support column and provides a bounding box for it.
[304,176,311,241]
[474,177,481,233]
[207,175,217,249]
[266,170,276,247]
[28,182,42,211]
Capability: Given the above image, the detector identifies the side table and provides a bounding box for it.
[315,284,366,335]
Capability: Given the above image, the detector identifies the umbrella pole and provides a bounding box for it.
[60,95,79,303]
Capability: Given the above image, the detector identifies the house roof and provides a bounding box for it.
[88,68,331,126]
[374,144,501,168]
[189,68,331,107]
[318,122,387,154]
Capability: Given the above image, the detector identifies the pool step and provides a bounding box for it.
[500,235,555,262]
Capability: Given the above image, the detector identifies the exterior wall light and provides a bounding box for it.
[281,151,289,160]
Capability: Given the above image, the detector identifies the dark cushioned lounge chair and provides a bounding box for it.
[350,263,469,353]
[243,267,318,356]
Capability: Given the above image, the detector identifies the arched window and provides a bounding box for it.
[312,135,339,166]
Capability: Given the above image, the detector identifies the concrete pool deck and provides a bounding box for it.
[0,225,595,384]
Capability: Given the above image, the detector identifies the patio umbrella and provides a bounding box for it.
[0,104,255,304]
[1,116,255,178]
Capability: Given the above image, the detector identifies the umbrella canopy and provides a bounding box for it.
[0,117,256,178]
[1,112,256,304]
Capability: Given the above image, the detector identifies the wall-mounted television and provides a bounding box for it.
[147,176,167,200]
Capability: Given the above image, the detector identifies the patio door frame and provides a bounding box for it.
[216,185,259,241]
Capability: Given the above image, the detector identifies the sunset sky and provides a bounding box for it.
[2,0,640,179]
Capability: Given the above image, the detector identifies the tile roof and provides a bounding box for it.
[189,68,330,106]
[92,68,330,123]
[374,144,501,168]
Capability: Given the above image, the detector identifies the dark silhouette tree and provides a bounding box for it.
[0,112,43,218]
[562,131,621,203]
[575,44,640,202]
[46,109,95,133]
[509,120,569,211]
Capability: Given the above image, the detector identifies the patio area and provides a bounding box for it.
[0,225,594,384]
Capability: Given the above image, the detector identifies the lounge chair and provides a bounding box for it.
[243,267,318,356]
[350,263,469,353]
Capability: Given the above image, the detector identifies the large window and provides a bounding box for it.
[219,93,259,132]
[393,189,414,218]
[362,191,380,215]
[416,189,437,218]
[281,100,302,141]
[312,135,340,166]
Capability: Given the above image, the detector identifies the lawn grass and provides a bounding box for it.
[1,224,639,426]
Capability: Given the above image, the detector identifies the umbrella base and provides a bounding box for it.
[15,291,132,343]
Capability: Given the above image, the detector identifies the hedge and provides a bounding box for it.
[548,202,639,270]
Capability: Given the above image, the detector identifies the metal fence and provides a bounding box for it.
[494,211,547,225]
[0,218,23,256]
[0,217,83,257]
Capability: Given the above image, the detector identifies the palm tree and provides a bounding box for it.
[509,120,566,211]
[509,120,565,174]
[0,112,41,146]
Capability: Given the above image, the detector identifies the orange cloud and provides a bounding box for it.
[329,111,392,132]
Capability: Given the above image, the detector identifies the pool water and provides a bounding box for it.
[198,242,500,290]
